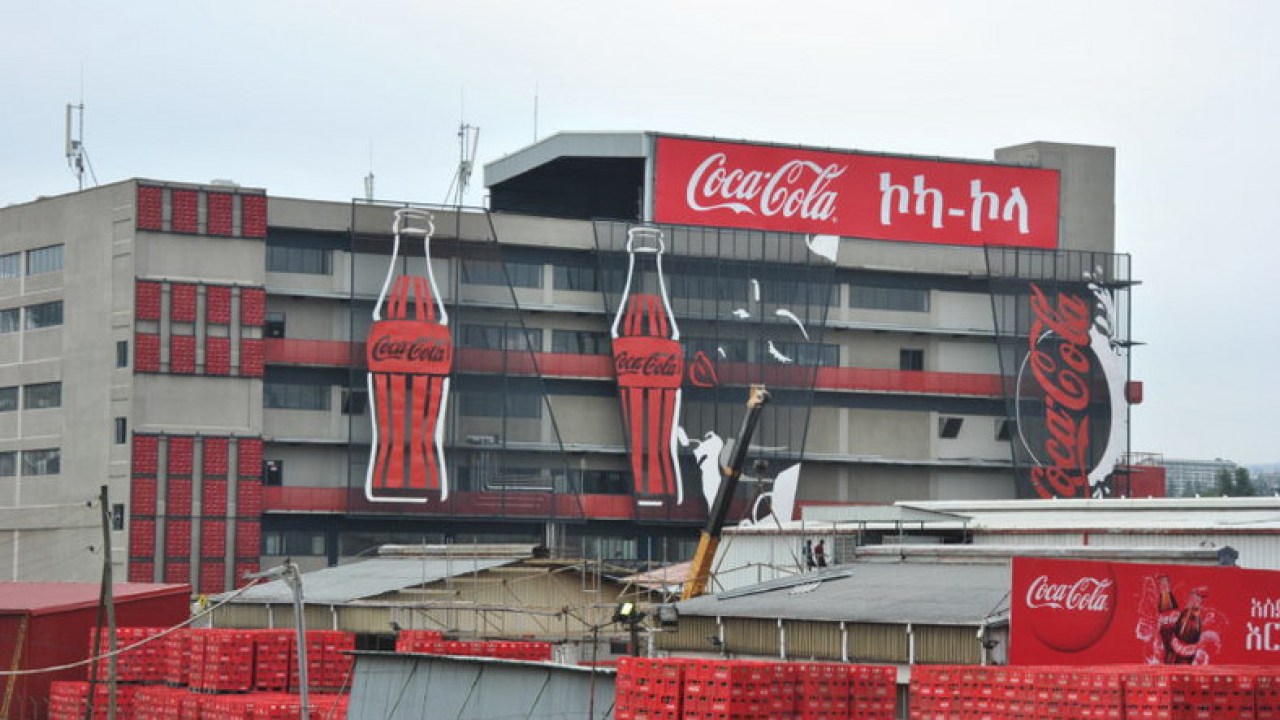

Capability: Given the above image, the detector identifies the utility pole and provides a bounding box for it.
[98,485,118,720]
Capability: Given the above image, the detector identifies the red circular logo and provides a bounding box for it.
[1024,565,1118,652]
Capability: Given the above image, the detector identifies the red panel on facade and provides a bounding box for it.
[206,192,233,236]
[167,479,193,516]
[201,520,227,556]
[135,332,161,372]
[135,281,163,321]
[131,477,158,515]
[164,519,191,557]
[239,337,264,377]
[171,189,198,234]
[236,480,263,516]
[264,338,362,367]
[170,334,196,374]
[127,561,154,583]
[132,434,160,475]
[202,480,228,516]
[240,287,266,326]
[237,438,263,478]
[263,486,345,513]
[170,283,198,323]
[203,437,229,476]
[199,562,226,594]
[240,194,267,238]
[206,285,232,325]
[234,560,259,587]
[234,520,260,557]
[163,562,190,585]
[129,518,156,557]
[168,437,194,476]
[136,186,164,231]
[205,336,231,376]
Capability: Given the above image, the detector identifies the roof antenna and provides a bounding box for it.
[65,66,98,190]
[442,93,480,207]
[363,140,375,202]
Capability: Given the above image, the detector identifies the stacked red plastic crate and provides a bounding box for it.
[203,481,228,517]
[90,627,167,683]
[193,629,256,693]
[252,630,293,692]
[132,477,159,515]
[165,519,192,557]
[394,629,445,654]
[163,629,192,686]
[795,662,851,720]
[615,657,690,720]
[682,659,795,720]
[130,518,157,557]
[851,664,897,720]
[288,630,356,691]
[202,520,227,556]
[48,681,138,720]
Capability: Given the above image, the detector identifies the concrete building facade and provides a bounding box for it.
[0,132,1136,591]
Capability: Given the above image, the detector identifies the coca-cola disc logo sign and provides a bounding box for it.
[1020,561,1117,652]
[652,136,1060,249]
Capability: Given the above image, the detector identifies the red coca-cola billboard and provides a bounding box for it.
[652,136,1060,249]
[1011,557,1280,666]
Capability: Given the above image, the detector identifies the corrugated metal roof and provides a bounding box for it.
[226,557,520,605]
[676,562,1009,626]
[903,498,1280,531]
[0,583,189,615]
[801,505,967,524]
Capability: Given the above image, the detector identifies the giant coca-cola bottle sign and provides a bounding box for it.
[364,210,453,503]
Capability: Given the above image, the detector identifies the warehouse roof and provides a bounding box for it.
[676,561,1009,626]
[903,497,1280,532]
[227,557,521,605]
[0,583,188,615]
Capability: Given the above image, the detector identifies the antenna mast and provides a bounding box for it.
[65,103,86,190]
[363,140,375,201]
[444,123,480,207]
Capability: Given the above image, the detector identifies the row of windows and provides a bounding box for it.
[0,382,61,411]
[0,448,60,476]
[0,245,64,279]
[937,417,1015,441]
[267,245,331,275]
[0,301,63,332]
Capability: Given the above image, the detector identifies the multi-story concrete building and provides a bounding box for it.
[1162,457,1240,497]
[0,132,1137,591]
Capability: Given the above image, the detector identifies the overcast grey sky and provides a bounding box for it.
[3,1,1277,464]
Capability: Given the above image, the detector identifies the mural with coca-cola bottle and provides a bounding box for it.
[364,209,453,502]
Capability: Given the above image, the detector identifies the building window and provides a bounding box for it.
[551,329,610,355]
[553,265,598,291]
[22,448,60,475]
[996,419,1015,441]
[112,504,125,531]
[461,259,542,288]
[23,382,61,409]
[341,389,368,415]
[266,312,286,339]
[900,349,924,371]
[116,340,129,368]
[266,245,331,275]
[0,387,16,412]
[850,284,930,312]
[0,253,19,279]
[25,301,63,329]
[264,382,330,410]
[0,309,17,333]
[684,337,749,362]
[459,324,542,352]
[0,452,14,477]
[26,245,64,275]
[264,459,283,486]
[114,417,128,444]
[763,342,839,367]
[459,392,542,418]
[579,469,628,494]
[263,530,325,556]
[939,417,964,439]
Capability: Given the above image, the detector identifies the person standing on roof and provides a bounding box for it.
[803,539,815,570]
[814,539,827,568]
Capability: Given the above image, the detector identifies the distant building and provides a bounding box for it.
[1162,457,1238,497]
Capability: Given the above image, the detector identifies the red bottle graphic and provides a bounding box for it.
[1169,587,1206,664]
[365,209,452,502]
[1156,575,1180,663]
[611,227,684,506]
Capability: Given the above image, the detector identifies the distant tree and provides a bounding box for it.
[1214,467,1256,496]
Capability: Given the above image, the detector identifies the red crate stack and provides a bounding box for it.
[203,480,228,516]
[206,336,232,376]
[136,332,162,372]
[130,517,156,557]
[133,476,159,515]
[137,186,164,231]
[240,288,266,327]
[289,631,355,691]
[49,681,138,720]
[91,627,167,683]
[909,665,958,720]
[137,281,163,321]
[682,659,794,720]
[852,664,897,720]
[200,561,226,594]
[616,657,691,720]
[166,519,192,557]
[170,283,198,323]
[168,479,194,516]
[239,338,264,377]
[795,662,851,720]
[241,195,268,238]
[170,437,195,475]
[193,629,257,693]
[133,685,184,720]
[171,190,198,234]
[395,629,445,654]
[253,630,294,692]
[163,629,193,686]
[207,192,233,236]
[171,334,197,374]
[207,286,233,325]
[134,434,160,475]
